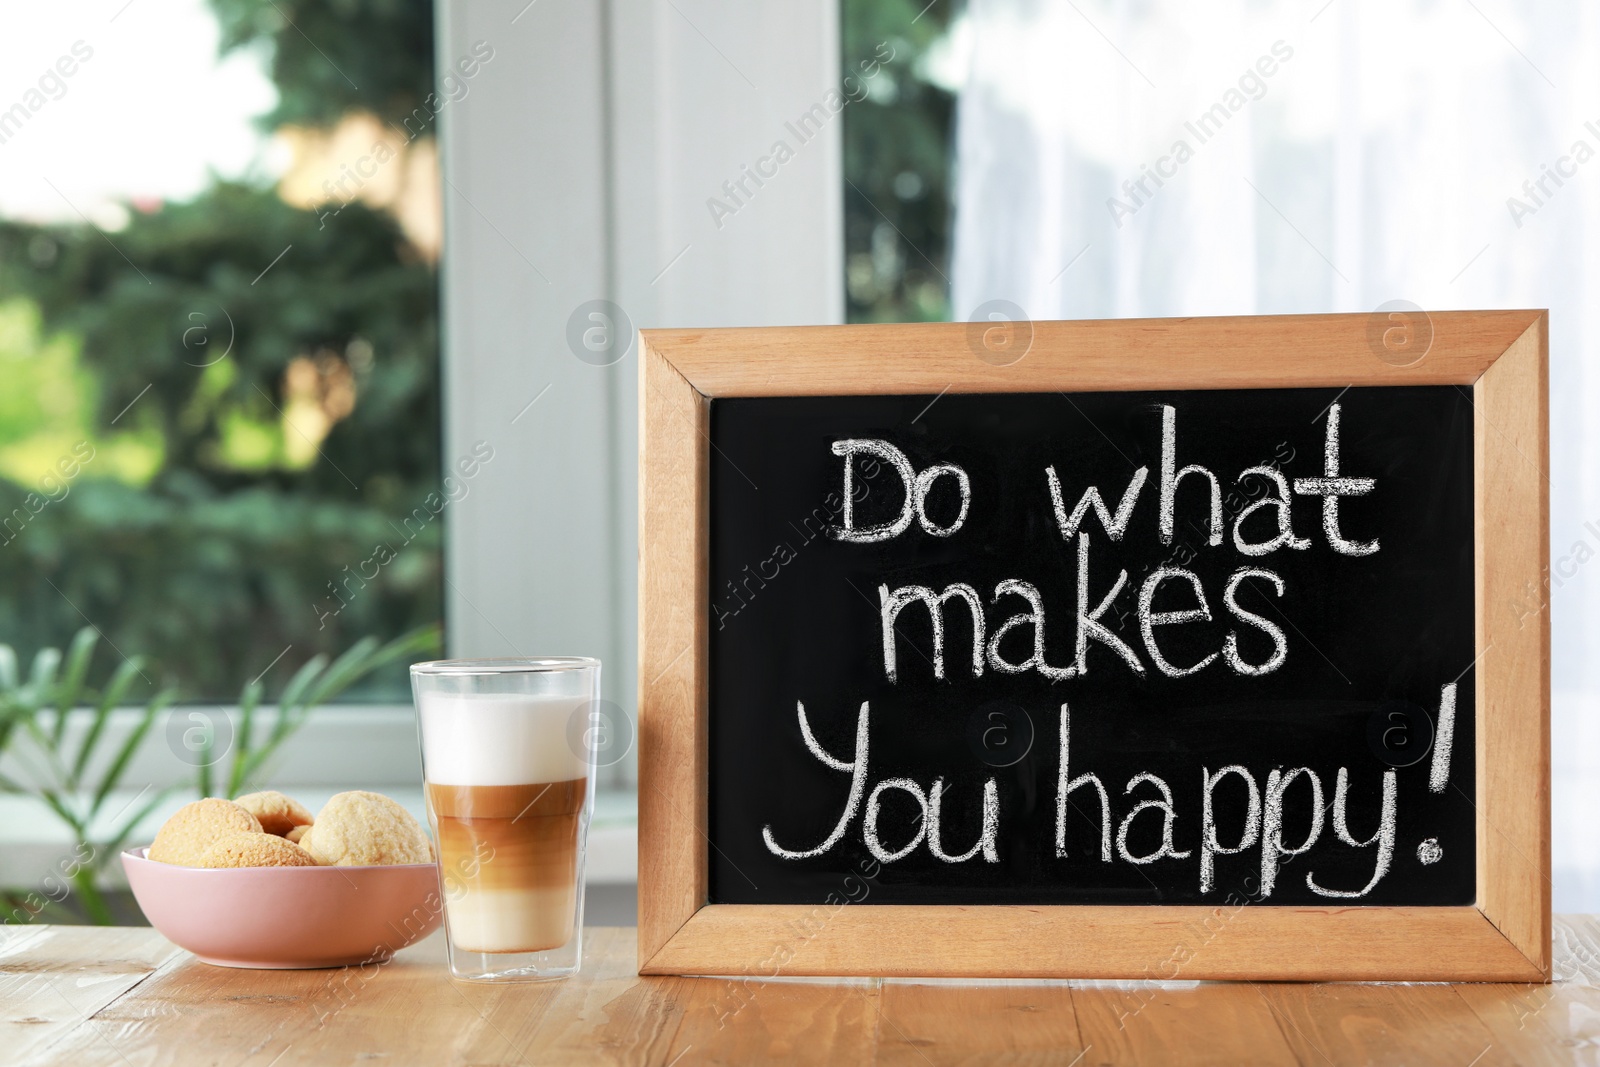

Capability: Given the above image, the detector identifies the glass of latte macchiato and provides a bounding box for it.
[411,658,600,982]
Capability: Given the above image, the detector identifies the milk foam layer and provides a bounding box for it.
[419,692,590,786]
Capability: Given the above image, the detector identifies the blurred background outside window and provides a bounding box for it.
[0,0,441,705]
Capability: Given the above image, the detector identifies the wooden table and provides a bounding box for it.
[5,919,1599,1065]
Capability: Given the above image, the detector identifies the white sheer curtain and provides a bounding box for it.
[949,0,1600,909]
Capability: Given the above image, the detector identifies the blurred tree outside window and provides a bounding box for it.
[0,0,441,702]
[841,0,960,323]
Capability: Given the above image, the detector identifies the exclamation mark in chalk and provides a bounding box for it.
[1427,682,1457,794]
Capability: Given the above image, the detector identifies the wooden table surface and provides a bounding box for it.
[4,918,1599,1065]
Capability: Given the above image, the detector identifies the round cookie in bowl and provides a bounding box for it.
[124,792,441,969]
[234,790,314,837]
[200,831,316,868]
[146,798,262,867]
[298,790,432,866]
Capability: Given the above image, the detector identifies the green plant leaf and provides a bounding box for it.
[27,646,61,704]
[20,716,73,792]
[69,706,109,793]
[36,787,84,837]
[197,744,212,801]
[230,745,271,795]
[95,656,146,715]
[275,654,327,718]
[69,865,114,926]
[227,679,263,798]
[299,636,379,709]
[231,706,288,794]
[303,625,433,709]
[56,627,99,715]
[74,656,148,785]
[51,628,101,751]
[367,624,440,674]
[0,703,21,762]
[91,688,173,815]
[0,644,18,693]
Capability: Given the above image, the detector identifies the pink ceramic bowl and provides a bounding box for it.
[122,847,444,968]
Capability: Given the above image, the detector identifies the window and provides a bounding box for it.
[0,0,441,703]
[851,0,1600,910]
[841,0,958,323]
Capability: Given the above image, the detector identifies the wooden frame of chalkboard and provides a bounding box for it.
[637,310,1549,982]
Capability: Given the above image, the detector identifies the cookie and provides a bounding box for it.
[285,824,310,844]
[200,831,317,868]
[298,791,431,867]
[235,790,314,837]
[147,799,263,867]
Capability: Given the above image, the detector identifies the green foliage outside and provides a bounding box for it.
[209,0,435,130]
[842,0,958,323]
[0,0,440,702]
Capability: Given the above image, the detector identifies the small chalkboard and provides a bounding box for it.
[708,386,1474,909]
[639,312,1549,982]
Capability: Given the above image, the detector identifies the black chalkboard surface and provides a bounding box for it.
[708,386,1475,907]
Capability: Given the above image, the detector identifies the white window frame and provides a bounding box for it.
[0,0,842,892]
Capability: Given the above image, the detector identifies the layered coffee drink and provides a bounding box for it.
[419,692,590,954]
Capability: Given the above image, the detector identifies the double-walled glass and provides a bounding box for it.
[411,658,600,982]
